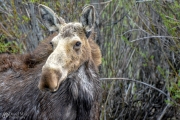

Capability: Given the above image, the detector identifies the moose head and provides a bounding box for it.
[38,5,101,92]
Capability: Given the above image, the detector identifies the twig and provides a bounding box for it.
[165,15,180,22]
[119,29,151,37]
[103,80,115,120]
[136,0,154,3]
[130,36,178,42]
[0,23,14,39]
[0,7,10,15]
[91,0,112,5]
[100,78,180,106]
[125,49,135,69]
[157,104,170,120]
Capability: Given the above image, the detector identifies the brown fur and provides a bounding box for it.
[0,5,101,120]
[0,31,101,120]
[0,33,56,72]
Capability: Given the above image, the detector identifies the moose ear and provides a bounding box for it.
[38,4,66,32]
[80,5,95,38]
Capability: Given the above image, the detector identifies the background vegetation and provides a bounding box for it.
[0,0,179,119]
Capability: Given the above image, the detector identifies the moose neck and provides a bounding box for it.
[61,60,99,120]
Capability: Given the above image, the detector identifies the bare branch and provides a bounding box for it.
[100,78,180,106]
[130,36,178,42]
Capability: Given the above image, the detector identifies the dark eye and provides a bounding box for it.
[75,41,81,47]
[74,41,81,50]
[49,42,54,48]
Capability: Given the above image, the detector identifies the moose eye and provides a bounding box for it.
[75,41,81,47]
[49,42,54,48]
[74,41,81,50]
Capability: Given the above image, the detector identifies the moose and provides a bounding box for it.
[0,4,101,120]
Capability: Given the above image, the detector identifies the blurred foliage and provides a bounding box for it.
[99,0,180,119]
[156,0,180,107]
[0,35,22,53]
[0,0,90,52]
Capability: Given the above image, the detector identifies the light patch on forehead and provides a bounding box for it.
[54,34,82,52]
[45,34,81,71]
[69,35,81,41]
[60,22,84,38]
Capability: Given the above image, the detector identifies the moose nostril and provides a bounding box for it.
[43,85,51,91]
[43,85,58,93]
[38,84,50,92]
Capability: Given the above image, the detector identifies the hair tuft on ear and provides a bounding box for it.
[80,5,96,37]
[38,4,66,32]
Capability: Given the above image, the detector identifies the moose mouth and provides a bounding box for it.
[38,67,68,92]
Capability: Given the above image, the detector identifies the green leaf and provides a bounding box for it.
[178,80,180,87]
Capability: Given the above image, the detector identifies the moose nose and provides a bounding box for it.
[38,67,61,92]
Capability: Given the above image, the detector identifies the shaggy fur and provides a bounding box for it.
[0,4,102,120]
[0,31,101,120]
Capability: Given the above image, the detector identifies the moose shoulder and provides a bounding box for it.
[0,4,101,120]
